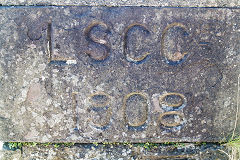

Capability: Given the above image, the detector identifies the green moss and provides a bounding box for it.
[4,141,191,151]
[5,142,75,150]
[225,137,240,148]
[221,137,240,160]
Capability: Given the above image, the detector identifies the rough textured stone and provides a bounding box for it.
[0,143,229,160]
[0,149,21,160]
[0,0,240,7]
[0,7,239,142]
[21,144,228,160]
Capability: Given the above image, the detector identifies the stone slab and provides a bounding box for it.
[0,6,239,142]
[0,0,240,7]
[21,144,228,160]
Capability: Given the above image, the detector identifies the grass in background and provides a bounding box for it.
[220,137,240,160]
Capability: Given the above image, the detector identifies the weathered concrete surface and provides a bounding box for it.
[0,0,240,7]
[20,144,228,160]
[0,149,21,160]
[0,7,239,142]
[0,143,228,160]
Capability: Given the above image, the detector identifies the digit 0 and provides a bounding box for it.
[123,92,148,127]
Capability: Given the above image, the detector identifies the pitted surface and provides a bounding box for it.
[0,0,240,7]
[21,144,228,160]
[0,7,239,142]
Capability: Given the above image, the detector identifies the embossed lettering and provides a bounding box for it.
[161,22,189,65]
[159,92,185,108]
[124,23,151,63]
[158,111,184,127]
[123,92,148,127]
[88,92,112,128]
[84,21,110,61]
[158,92,186,128]
[47,22,76,64]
